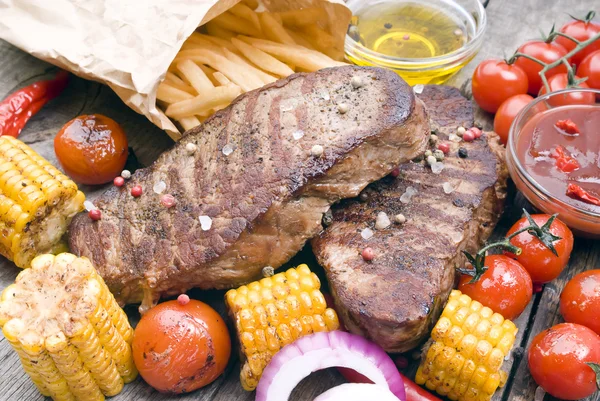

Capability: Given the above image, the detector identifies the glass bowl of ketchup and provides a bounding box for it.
[507,88,600,237]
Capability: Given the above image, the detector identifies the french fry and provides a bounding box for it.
[166,86,243,119]
[238,36,346,72]
[221,48,277,84]
[176,59,215,94]
[205,22,236,40]
[229,3,261,32]
[231,37,294,77]
[199,34,239,53]
[213,72,231,86]
[242,0,259,9]
[177,116,202,131]
[285,29,316,50]
[157,83,194,104]
[211,12,262,37]
[170,49,263,92]
[164,72,197,94]
[258,12,296,45]
[277,8,329,28]
[301,25,338,58]
[198,65,221,86]
[184,33,226,54]
[261,11,283,25]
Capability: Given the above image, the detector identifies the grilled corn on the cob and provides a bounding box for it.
[226,264,340,391]
[0,253,137,401]
[0,136,85,268]
[415,290,517,401]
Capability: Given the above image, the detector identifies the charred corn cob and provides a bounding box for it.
[0,253,137,401]
[226,264,340,391]
[0,136,85,268]
[415,290,517,401]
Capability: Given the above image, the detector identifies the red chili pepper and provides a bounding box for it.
[0,70,69,137]
[551,146,580,173]
[567,183,600,206]
[555,119,580,135]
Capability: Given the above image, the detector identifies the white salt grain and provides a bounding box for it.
[222,144,235,156]
[375,212,391,230]
[199,215,213,231]
[443,182,454,194]
[320,91,330,101]
[361,227,374,240]
[431,162,445,174]
[83,201,97,212]
[449,134,462,143]
[153,181,166,194]
[400,186,417,204]
[292,130,304,140]
[413,84,424,94]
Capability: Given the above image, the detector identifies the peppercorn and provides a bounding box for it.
[361,247,375,261]
[160,194,176,208]
[438,143,450,154]
[177,294,190,305]
[463,130,475,142]
[113,176,125,187]
[131,185,143,197]
[88,209,102,221]
[458,148,468,158]
[424,150,433,157]
[433,149,445,161]
[390,167,400,177]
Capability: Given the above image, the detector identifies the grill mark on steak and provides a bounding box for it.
[311,85,508,352]
[69,66,430,311]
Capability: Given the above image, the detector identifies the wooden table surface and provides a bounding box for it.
[1,0,599,400]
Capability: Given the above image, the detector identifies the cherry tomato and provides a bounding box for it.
[538,73,595,105]
[493,94,534,144]
[458,255,532,320]
[514,41,569,95]
[578,50,600,89]
[555,16,600,65]
[132,298,231,393]
[471,59,529,113]
[560,270,600,335]
[528,323,600,400]
[54,114,128,185]
[505,214,574,283]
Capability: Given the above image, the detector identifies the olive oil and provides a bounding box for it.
[345,0,480,85]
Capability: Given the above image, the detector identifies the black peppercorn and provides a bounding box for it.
[458,147,468,158]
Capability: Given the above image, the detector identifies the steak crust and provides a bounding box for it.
[311,85,508,352]
[69,66,430,311]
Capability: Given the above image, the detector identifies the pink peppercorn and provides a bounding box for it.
[470,127,483,139]
[462,130,475,142]
[88,209,101,221]
[177,294,190,305]
[361,247,375,261]
[113,176,125,187]
[160,194,176,208]
[437,143,450,154]
[533,283,544,293]
[131,185,143,197]
[390,167,400,178]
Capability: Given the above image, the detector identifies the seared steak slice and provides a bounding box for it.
[311,85,508,352]
[69,66,430,311]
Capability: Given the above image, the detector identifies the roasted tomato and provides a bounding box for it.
[555,13,600,65]
[514,41,569,95]
[132,296,231,393]
[471,59,529,113]
[561,270,600,335]
[578,50,600,90]
[54,114,128,185]
[458,255,533,320]
[528,323,600,400]
[493,94,534,144]
[538,73,595,106]
[505,214,574,283]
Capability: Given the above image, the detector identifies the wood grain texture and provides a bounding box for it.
[0,0,599,399]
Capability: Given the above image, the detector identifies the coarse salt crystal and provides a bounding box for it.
[400,186,417,204]
[222,144,235,156]
[153,181,166,194]
[292,130,304,140]
[361,227,374,240]
[320,91,330,101]
[83,201,97,212]
[449,134,462,143]
[443,182,454,194]
[413,84,424,94]
[199,215,212,231]
[431,162,445,174]
[375,212,391,230]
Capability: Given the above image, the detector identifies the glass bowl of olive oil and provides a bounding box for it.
[345,0,487,85]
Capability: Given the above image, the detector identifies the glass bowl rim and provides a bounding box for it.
[343,0,487,65]
[507,87,600,220]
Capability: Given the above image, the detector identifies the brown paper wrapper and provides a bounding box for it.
[0,0,351,140]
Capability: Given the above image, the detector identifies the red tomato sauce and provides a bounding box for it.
[516,105,600,213]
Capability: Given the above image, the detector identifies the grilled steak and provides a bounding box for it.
[311,85,508,352]
[69,66,430,311]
